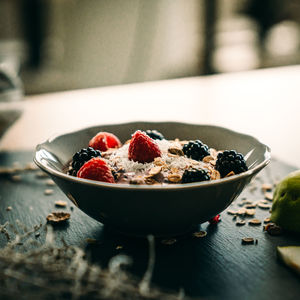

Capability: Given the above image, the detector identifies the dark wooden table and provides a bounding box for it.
[1,151,300,300]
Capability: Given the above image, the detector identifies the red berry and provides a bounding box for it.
[77,157,115,183]
[89,132,121,151]
[209,214,221,224]
[128,130,162,163]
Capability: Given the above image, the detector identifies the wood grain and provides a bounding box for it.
[0,151,300,300]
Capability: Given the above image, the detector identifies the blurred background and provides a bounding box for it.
[1,0,300,95]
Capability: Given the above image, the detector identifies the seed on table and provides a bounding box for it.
[25,162,39,171]
[259,199,269,204]
[161,238,177,245]
[264,217,271,223]
[237,208,246,216]
[258,203,271,209]
[245,209,256,216]
[242,237,254,245]
[245,204,257,209]
[261,183,273,192]
[11,175,22,182]
[264,192,273,201]
[36,171,49,178]
[236,220,246,226]
[6,206,12,211]
[46,212,70,223]
[55,200,67,207]
[249,219,262,226]
[44,189,54,195]
[46,179,55,186]
[227,209,237,215]
[193,231,207,238]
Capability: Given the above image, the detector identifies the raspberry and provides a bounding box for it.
[77,157,115,183]
[209,214,221,224]
[89,132,121,151]
[128,130,162,163]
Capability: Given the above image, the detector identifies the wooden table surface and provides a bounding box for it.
[1,66,300,299]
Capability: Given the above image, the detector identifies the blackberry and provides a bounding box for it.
[182,168,210,183]
[70,147,101,175]
[182,140,210,161]
[215,150,248,177]
[145,130,165,140]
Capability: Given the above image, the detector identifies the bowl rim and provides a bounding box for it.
[34,121,271,191]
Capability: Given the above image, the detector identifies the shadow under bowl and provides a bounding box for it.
[34,122,271,237]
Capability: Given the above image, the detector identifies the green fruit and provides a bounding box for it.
[271,170,300,233]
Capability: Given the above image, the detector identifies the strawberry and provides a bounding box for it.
[128,130,162,163]
[77,157,115,183]
[89,132,121,151]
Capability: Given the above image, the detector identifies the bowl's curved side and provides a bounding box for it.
[34,121,271,236]
[47,166,258,237]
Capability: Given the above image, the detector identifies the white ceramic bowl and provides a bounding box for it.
[34,122,271,236]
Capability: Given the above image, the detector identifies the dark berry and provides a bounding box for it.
[182,168,210,183]
[70,147,101,175]
[215,150,248,177]
[182,140,210,161]
[145,130,165,140]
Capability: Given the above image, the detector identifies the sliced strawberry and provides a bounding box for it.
[77,157,115,183]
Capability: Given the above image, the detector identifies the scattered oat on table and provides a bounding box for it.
[46,179,55,186]
[44,189,54,195]
[55,200,67,207]
[161,238,177,245]
[245,209,256,216]
[242,237,254,245]
[46,212,70,223]
[6,206,12,211]
[36,171,48,178]
[264,192,273,201]
[10,175,21,182]
[193,231,207,238]
[261,183,273,192]
[237,208,246,216]
[258,203,271,210]
[25,162,39,171]
[227,209,237,215]
[249,219,262,226]
[264,217,271,223]
[245,204,257,209]
[236,220,246,226]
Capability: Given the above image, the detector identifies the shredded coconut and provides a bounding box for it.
[106,139,207,174]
